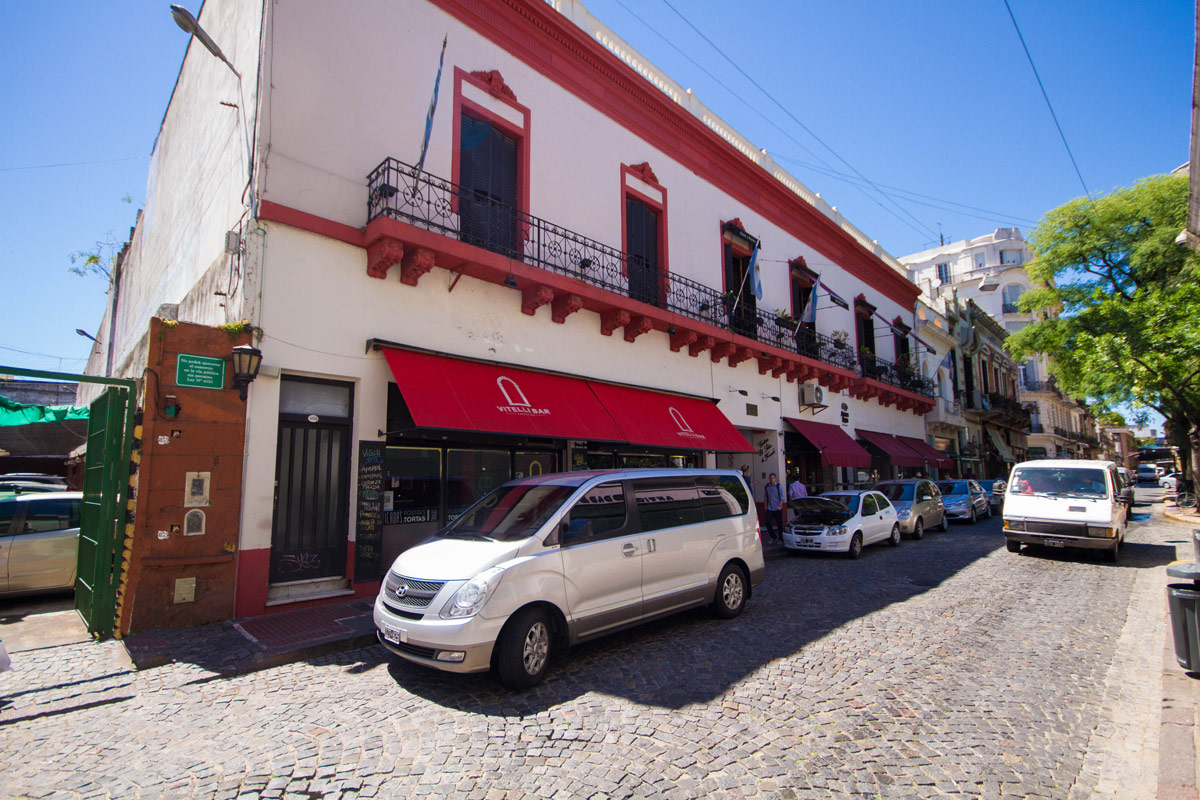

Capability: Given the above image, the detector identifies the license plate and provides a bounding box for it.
[382,624,407,644]
[800,537,818,546]
[1044,539,1067,548]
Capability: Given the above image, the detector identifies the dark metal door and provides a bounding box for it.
[626,196,662,307]
[458,114,519,257]
[76,387,129,637]
[270,419,351,582]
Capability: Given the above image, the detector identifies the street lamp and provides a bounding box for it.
[169,4,255,213]
[75,328,99,344]
[230,344,263,401]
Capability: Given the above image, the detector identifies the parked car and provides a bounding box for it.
[1161,472,1183,491]
[977,479,1008,513]
[782,490,900,558]
[872,479,946,539]
[1136,464,1160,484]
[0,492,83,596]
[936,479,991,523]
[0,473,67,487]
[1003,459,1131,562]
[374,469,764,689]
[0,481,69,498]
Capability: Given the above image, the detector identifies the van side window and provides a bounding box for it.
[568,482,628,539]
[695,475,750,519]
[632,479,704,531]
[0,500,15,535]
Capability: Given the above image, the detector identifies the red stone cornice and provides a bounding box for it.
[426,0,919,306]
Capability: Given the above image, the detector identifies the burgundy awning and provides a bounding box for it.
[856,429,926,468]
[897,435,955,470]
[784,418,872,468]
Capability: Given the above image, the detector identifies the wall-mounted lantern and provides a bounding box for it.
[230,345,262,401]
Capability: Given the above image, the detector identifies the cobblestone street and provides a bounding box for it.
[0,491,1190,799]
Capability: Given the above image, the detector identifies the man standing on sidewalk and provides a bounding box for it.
[764,473,785,542]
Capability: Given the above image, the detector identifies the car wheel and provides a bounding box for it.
[496,606,553,690]
[936,513,949,532]
[968,507,977,524]
[1006,540,1021,553]
[711,563,748,619]
[888,523,901,547]
[845,532,864,560]
[911,517,925,540]
[984,503,992,519]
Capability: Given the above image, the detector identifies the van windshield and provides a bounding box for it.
[1009,467,1109,499]
[441,484,575,542]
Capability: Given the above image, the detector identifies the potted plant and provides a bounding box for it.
[830,329,850,349]
[773,309,799,331]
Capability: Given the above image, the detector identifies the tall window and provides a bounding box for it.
[459,114,519,257]
[892,318,911,365]
[855,298,876,356]
[974,253,986,271]
[1001,284,1024,313]
[626,196,662,307]
[1000,249,1024,265]
[936,262,950,283]
[722,222,758,338]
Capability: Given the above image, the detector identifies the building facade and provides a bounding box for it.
[81,0,939,630]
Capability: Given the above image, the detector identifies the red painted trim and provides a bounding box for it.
[258,200,366,248]
[425,0,918,307]
[620,162,669,294]
[451,67,531,218]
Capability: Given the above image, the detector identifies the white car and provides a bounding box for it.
[1161,472,1183,490]
[782,491,900,559]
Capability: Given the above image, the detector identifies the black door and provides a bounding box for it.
[459,114,519,257]
[626,196,662,307]
[271,378,353,583]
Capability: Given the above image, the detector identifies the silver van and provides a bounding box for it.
[374,469,764,688]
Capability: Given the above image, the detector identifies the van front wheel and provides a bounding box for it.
[496,607,552,690]
[712,563,747,619]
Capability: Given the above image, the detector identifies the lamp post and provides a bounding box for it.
[169,4,255,213]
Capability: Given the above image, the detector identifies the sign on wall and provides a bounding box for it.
[175,354,226,390]
[354,441,385,583]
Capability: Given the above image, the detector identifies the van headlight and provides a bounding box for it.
[441,567,505,619]
[1005,519,1025,531]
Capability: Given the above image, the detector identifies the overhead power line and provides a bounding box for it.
[0,155,147,174]
[658,0,942,242]
[1002,0,1091,198]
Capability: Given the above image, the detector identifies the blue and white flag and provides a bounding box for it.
[416,35,448,173]
[799,276,821,325]
[749,243,763,301]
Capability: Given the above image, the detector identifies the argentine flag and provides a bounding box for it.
[749,243,763,301]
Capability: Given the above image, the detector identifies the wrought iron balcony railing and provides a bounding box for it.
[858,352,936,396]
[366,158,894,384]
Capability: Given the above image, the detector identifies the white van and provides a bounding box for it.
[374,469,764,688]
[1002,459,1133,562]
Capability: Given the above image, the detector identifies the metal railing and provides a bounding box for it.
[1001,302,1022,314]
[858,352,936,395]
[366,158,899,384]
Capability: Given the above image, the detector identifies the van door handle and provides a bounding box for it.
[622,543,638,557]
[647,539,656,553]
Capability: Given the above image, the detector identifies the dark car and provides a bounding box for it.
[976,479,1007,512]
[936,479,991,523]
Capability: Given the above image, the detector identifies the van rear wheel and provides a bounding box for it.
[496,607,552,690]
[711,563,747,619]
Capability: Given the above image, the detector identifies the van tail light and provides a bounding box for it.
[755,521,762,542]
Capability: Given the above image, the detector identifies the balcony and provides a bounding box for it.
[926,397,966,429]
[1030,423,1045,434]
[362,158,935,406]
[858,352,936,396]
[1001,302,1024,314]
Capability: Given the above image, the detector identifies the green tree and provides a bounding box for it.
[1006,174,1200,503]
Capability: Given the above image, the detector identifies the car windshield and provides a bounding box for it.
[937,481,969,496]
[789,497,854,524]
[822,494,861,515]
[440,483,576,542]
[875,483,915,502]
[1009,467,1110,499]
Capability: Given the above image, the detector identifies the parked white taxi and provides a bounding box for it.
[782,490,901,559]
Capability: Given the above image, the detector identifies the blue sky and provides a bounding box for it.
[0,0,1192,378]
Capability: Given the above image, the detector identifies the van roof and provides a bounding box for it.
[1013,460,1116,469]
[503,468,744,488]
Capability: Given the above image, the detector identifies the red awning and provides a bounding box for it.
[382,348,627,441]
[856,429,926,468]
[587,381,753,453]
[897,435,955,470]
[784,418,872,468]
[381,347,752,452]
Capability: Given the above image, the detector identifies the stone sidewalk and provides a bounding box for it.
[1160,503,1200,800]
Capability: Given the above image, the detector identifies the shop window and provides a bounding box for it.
[515,451,557,480]
[384,447,443,525]
[447,449,512,520]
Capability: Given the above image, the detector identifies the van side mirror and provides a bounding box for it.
[559,518,593,546]
[1119,487,1134,505]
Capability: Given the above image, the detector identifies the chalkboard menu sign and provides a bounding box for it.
[354,441,385,582]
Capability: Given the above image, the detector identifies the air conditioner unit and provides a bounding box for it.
[800,383,825,407]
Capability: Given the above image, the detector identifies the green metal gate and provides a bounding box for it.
[76,387,133,636]
[0,366,135,637]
